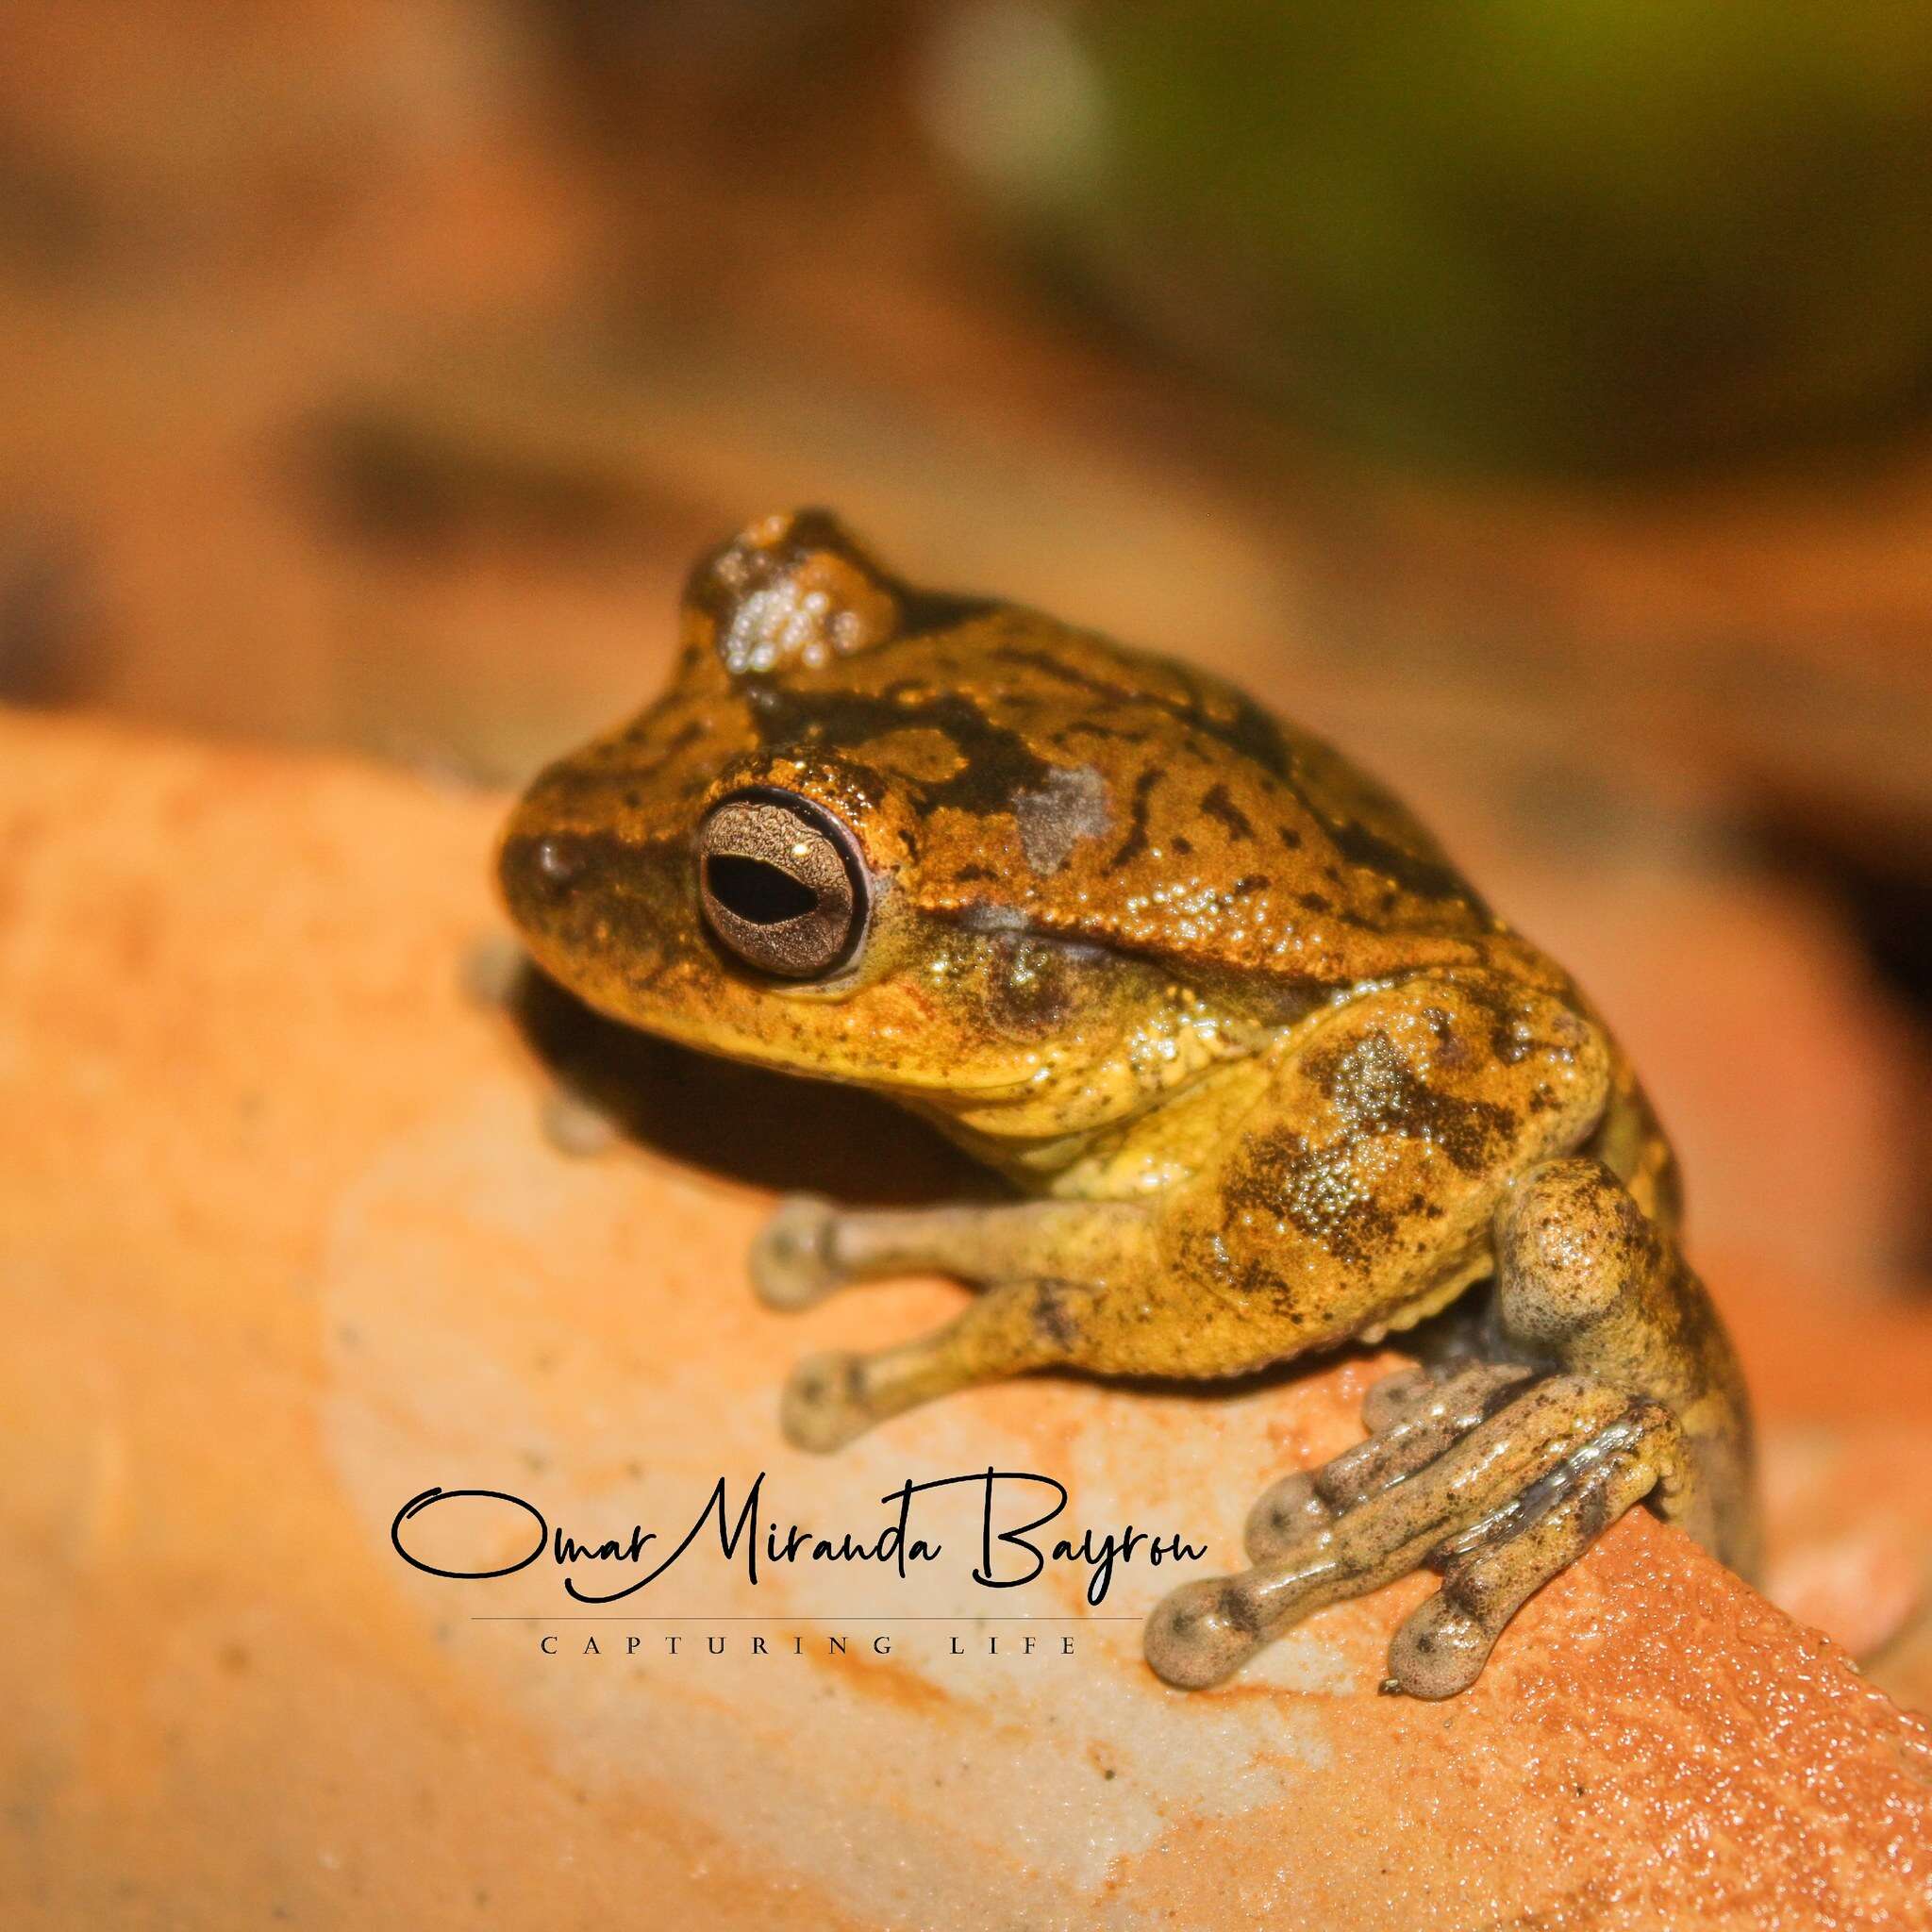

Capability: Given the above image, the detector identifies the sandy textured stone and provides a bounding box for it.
[2,709,1930,1930]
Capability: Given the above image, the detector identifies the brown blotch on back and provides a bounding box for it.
[1199,783,1255,841]
[1304,1027,1517,1179]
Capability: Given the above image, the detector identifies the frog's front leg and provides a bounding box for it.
[781,1274,1127,1451]
[758,1198,1158,1450]
[751,1197,1150,1310]
[1145,1158,1757,1698]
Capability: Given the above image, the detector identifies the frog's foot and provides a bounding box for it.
[779,1350,874,1452]
[751,1196,843,1310]
[1387,1403,1681,1697]
[540,1084,621,1159]
[1242,1361,1535,1563]
[458,930,526,1008]
[1144,1374,1689,1699]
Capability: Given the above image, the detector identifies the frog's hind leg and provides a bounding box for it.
[1145,1157,1756,1698]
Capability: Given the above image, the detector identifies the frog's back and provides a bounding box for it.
[772,608,1508,995]
[929,623,1690,1230]
[767,605,1685,1223]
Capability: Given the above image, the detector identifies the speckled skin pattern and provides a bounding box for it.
[499,510,1757,1698]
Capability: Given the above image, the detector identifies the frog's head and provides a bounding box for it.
[498,510,1195,1143]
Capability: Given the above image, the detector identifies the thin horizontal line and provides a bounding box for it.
[469,1614,1139,1623]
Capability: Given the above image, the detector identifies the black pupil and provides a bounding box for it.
[706,855,819,926]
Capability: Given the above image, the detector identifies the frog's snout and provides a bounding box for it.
[495,795,693,1004]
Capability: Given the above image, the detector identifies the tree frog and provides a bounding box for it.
[499,510,1757,1698]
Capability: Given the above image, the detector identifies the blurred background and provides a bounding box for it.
[4,0,1932,1680]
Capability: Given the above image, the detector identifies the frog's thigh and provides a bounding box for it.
[750,1197,1153,1310]
[779,1278,1109,1452]
[1157,972,1611,1367]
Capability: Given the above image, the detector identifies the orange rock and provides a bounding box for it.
[1,709,1929,1929]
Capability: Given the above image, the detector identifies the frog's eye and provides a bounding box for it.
[695,789,869,980]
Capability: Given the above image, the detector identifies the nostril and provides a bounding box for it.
[704,854,818,925]
[533,836,583,887]
[503,833,588,909]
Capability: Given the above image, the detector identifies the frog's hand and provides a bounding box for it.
[1143,1158,1757,1700]
[751,1197,1159,1451]
[749,1197,1151,1313]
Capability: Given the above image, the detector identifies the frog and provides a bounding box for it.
[498,508,1757,1699]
